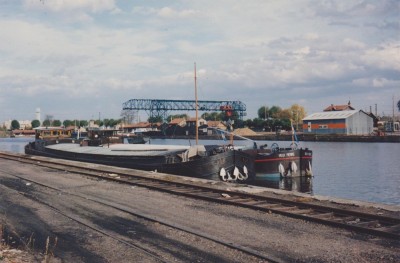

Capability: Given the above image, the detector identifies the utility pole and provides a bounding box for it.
[194,62,198,145]
[393,95,395,123]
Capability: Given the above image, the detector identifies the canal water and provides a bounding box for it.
[1,137,399,206]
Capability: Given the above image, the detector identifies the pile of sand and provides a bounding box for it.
[233,128,257,136]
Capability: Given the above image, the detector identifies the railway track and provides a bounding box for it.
[0,152,285,262]
[1,151,400,241]
[1,180,168,263]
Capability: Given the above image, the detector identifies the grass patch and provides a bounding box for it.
[0,223,58,262]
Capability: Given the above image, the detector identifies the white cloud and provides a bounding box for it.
[1,1,399,122]
[361,42,400,70]
[24,0,117,13]
[157,7,197,19]
[342,38,366,50]
[132,6,199,19]
[23,0,119,23]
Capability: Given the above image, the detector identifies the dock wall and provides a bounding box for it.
[150,133,400,142]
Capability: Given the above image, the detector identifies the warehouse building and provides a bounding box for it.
[302,110,374,135]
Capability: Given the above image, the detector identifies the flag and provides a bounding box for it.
[220,130,226,141]
[292,124,299,143]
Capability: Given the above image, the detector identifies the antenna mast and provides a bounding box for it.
[194,63,199,145]
[393,95,395,123]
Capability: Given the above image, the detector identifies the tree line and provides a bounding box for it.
[249,104,307,131]
[149,104,306,131]
[8,118,122,130]
[8,103,307,132]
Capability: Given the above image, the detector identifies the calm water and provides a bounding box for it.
[1,137,399,206]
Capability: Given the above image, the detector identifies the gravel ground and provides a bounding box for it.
[0,158,399,262]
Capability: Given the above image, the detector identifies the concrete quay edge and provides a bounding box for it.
[3,151,400,213]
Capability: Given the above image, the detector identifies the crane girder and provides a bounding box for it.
[122,99,247,119]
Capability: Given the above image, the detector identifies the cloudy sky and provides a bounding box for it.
[0,0,399,123]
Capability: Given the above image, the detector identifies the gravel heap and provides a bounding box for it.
[232,128,257,136]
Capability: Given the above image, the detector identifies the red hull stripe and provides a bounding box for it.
[255,156,312,163]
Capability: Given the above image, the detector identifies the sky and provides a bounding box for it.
[0,0,399,123]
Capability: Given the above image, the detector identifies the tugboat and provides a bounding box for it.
[245,142,313,178]
[216,125,313,178]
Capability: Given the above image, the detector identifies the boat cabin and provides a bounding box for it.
[84,128,123,146]
[34,127,73,140]
[87,128,120,139]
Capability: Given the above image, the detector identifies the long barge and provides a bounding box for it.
[25,127,256,182]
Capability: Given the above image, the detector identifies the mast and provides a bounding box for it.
[393,95,395,125]
[194,63,199,145]
[291,119,294,145]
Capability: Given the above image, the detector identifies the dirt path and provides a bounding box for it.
[0,158,399,262]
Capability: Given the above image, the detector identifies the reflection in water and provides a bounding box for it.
[10,144,20,153]
[251,175,313,194]
[0,137,34,153]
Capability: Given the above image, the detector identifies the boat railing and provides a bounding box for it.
[41,138,77,146]
[210,128,258,150]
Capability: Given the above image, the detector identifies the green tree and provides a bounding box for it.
[272,118,291,131]
[102,119,121,127]
[42,119,51,127]
[252,118,265,130]
[94,120,104,126]
[201,112,224,121]
[268,106,282,118]
[257,106,270,119]
[264,119,273,132]
[289,104,307,130]
[148,116,163,123]
[166,114,189,122]
[255,104,307,131]
[244,119,254,128]
[72,120,80,127]
[53,120,62,127]
[276,109,292,119]
[201,112,211,120]
[63,120,74,127]
[111,119,121,127]
[79,120,88,127]
[31,119,40,128]
[102,119,110,127]
[11,120,20,130]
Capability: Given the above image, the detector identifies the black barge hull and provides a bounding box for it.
[245,147,312,177]
[25,140,255,182]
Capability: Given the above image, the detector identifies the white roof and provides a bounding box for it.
[303,110,360,121]
[46,143,190,156]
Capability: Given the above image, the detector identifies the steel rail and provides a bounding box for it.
[1,151,399,240]
[1,166,284,262]
[0,175,168,263]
